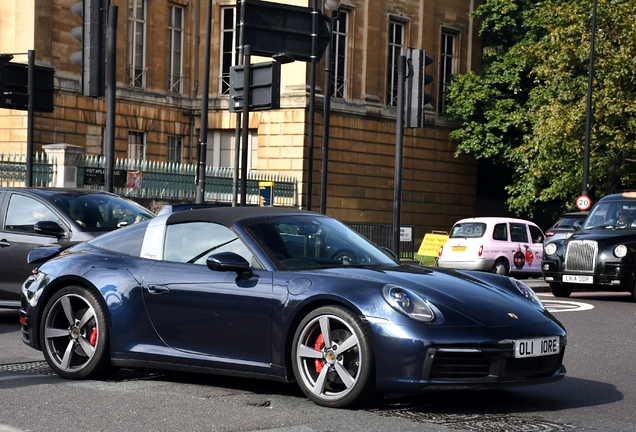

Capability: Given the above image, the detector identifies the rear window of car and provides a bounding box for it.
[449,222,486,239]
[553,216,585,229]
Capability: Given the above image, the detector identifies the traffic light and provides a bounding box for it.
[70,0,107,98]
[423,52,434,106]
[405,48,434,128]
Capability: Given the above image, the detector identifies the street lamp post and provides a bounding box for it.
[582,0,598,198]
[319,0,340,215]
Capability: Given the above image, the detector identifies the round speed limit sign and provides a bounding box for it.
[576,195,592,211]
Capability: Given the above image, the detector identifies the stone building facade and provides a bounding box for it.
[0,0,483,242]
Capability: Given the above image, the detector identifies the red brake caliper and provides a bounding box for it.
[89,327,98,346]
[314,333,325,373]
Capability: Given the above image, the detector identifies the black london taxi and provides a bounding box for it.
[542,191,636,299]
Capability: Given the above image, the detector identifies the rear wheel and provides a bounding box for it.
[292,305,375,408]
[40,285,113,379]
[549,283,573,298]
[491,259,509,276]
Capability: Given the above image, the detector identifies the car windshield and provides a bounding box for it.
[51,192,154,232]
[583,200,636,229]
[244,214,399,270]
[449,222,487,239]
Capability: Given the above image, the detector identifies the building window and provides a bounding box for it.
[128,131,146,160]
[387,21,404,107]
[219,6,237,96]
[330,10,348,99]
[167,5,184,94]
[128,0,146,88]
[167,136,183,162]
[439,30,457,113]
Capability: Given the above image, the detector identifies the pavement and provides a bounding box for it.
[522,277,550,292]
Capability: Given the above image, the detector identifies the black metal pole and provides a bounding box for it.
[393,55,406,257]
[240,46,251,206]
[105,5,117,193]
[320,13,336,214]
[233,0,246,206]
[307,0,318,211]
[582,0,597,197]
[26,50,34,187]
[196,0,213,204]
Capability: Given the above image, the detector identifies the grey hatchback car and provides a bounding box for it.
[0,187,154,308]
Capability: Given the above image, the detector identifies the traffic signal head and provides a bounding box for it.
[70,0,107,98]
[423,53,434,105]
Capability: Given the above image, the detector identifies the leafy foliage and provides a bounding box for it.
[445,0,636,215]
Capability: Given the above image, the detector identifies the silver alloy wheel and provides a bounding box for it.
[294,313,362,403]
[43,293,99,373]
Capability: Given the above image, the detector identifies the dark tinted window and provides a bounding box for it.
[509,223,529,242]
[89,222,148,256]
[449,222,486,239]
[492,223,507,241]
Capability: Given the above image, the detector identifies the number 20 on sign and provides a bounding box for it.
[576,195,592,211]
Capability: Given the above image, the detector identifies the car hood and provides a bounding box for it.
[568,228,636,243]
[309,265,553,328]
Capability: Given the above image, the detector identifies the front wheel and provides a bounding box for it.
[549,283,573,298]
[40,285,113,379]
[292,305,375,408]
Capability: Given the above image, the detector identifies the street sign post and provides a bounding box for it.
[229,61,281,112]
[0,60,54,112]
[241,0,331,62]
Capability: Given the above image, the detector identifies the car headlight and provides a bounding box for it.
[545,243,557,255]
[381,284,435,322]
[614,245,627,258]
[510,278,543,308]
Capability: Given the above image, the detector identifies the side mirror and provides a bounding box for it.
[206,252,253,279]
[34,221,65,237]
[573,220,583,230]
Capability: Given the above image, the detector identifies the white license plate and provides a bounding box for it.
[514,337,560,358]
[563,274,593,284]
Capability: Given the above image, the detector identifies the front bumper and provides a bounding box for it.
[542,259,636,290]
[369,320,566,396]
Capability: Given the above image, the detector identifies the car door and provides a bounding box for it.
[141,221,274,366]
[0,192,65,302]
[508,222,542,275]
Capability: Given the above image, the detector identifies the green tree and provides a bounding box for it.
[445,0,636,216]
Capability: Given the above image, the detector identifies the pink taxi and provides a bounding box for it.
[437,217,545,276]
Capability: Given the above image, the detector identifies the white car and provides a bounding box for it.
[438,217,545,276]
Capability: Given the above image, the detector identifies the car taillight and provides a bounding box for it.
[478,245,483,257]
[438,246,443,257]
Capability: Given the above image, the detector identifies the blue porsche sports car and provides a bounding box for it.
[20,207,566,408]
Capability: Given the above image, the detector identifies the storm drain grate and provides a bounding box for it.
[0,361,164,382]
[369,405,579,431]
[0,361,55,375]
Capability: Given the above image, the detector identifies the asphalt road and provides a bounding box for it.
[2,286,636,432]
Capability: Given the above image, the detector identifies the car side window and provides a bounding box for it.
[509,223,529,243]
[163,222,253,265]
[4,194,59,234]
[492,223,508,241]
[529,225,544,243]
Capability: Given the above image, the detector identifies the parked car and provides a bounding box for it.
[542,192,636,299]
[21,207,566,408]
[544,211,589,243]
[438,217,545,276]
[0,187,154,308]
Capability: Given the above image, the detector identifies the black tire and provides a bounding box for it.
[549,283,573,298]
[40,285,113,379]
[491,259,509,276]
[291,305,375,408]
